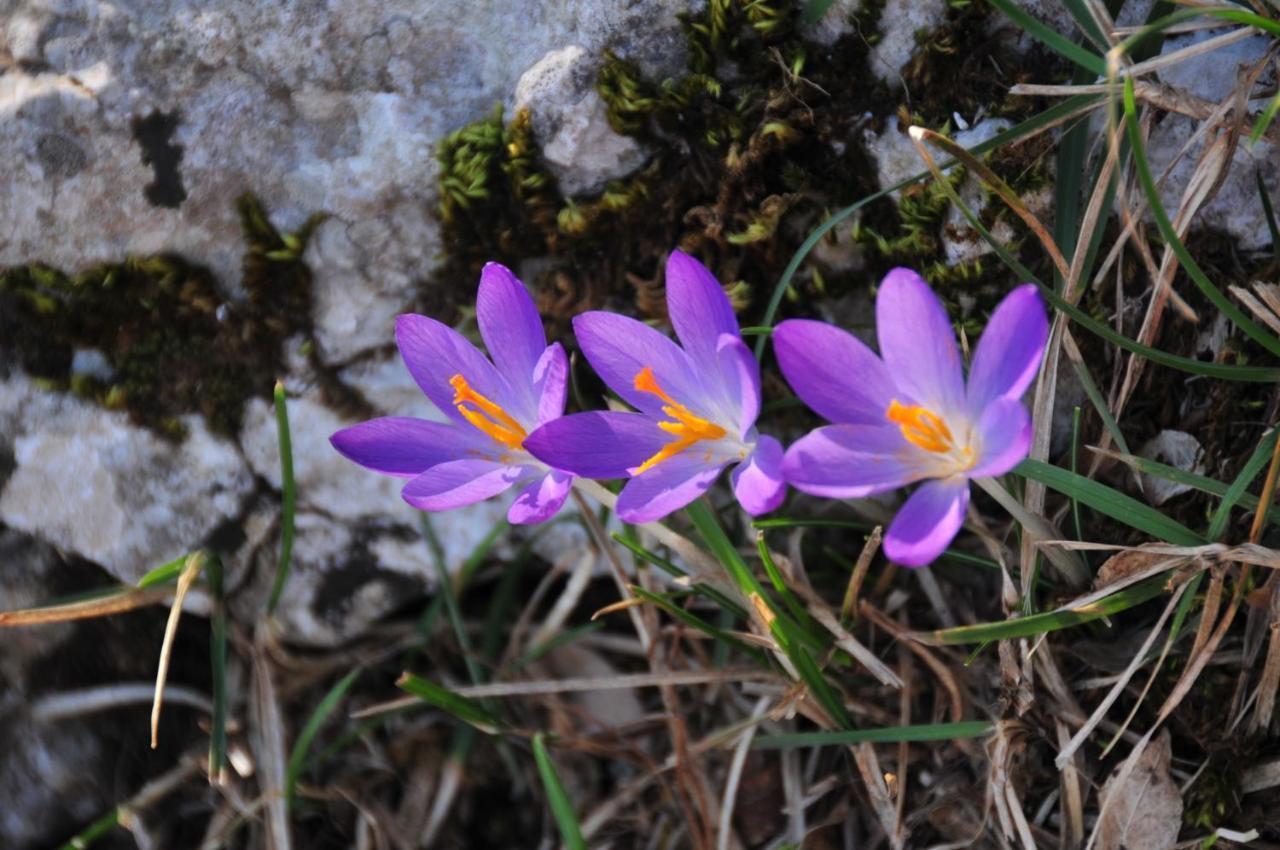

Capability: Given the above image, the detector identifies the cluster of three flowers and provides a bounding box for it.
[331,251,1047,566]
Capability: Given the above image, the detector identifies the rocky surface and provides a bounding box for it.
[0,0,698,363]
[0,371,255,585]
[514,45,649,198]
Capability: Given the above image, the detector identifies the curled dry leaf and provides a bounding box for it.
[1093,549,1168,590]
[1097,730,1183,850]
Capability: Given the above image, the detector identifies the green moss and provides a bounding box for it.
[424,0,1058,359]
[0,195,326,438]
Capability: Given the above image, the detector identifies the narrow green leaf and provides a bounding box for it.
[286,668,360,809]
[1206,427,1279,541]
[801,0,837,25]
[397,673,504,734]
[611,531,749,619]
[1123,76,1280,358]
[1258,168,1280,263]
[987,0,1106,74]
[919,573,1172,645]
[630,587,767,665]
[754,720,993,749]
[136,553,190,589]
[1016,458,1204,546]
[207,552,228,783]
[267,381,297,614]
[755,94,1107,357]
[533,734,587,850]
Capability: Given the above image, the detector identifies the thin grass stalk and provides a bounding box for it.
[267,381,296,614]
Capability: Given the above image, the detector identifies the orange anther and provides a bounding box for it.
[450,374,527,451]
[886,399,954,454]
[631,367,727,474]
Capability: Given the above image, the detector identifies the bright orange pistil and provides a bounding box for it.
[886,399,956,454]
[450,374,527,451]
[631,367,727,474]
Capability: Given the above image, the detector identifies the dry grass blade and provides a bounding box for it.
[852,742,904,849]
[907,125,1071,280]
[34,683,213,723]
[1054,580,1188,769]
[716,696,770,850]
[0,585,174,626]
[250,629,293,850]
[152,552,204,749]
[1056,720,1085,849]
[840,525,881,623]
[350,668,775,718]
[1231,282,1280,337]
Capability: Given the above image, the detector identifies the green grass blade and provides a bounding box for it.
[919,573,1172,645]
[610,531,749,619]
[136,553,190,589]
[57,810,122,850]
[286,668,360,809]
[801,0,837,25]
[630,586,768,665]
[906,123,1280,383]
[267,381,297,614]
[1250,90,1280,146]
[754,93,1107,358]
[532,734,587,850]
[987,0,1106,75]
[397,673,504,734]
[754,720,993,749]
[1258,168,1280,263]
[1070,407,1083,541]
[1206,427,1279,540]
[1016,458,1204,545]
[207,551,228,783]
[755,517,1001,571]
[1123,76,1280,358]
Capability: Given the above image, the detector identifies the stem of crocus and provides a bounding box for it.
[972,477,1090,587]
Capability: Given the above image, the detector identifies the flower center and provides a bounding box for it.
[885,400,976,476]
[630,366,727,474]
[450,374,527,451]
[886,400,956,453]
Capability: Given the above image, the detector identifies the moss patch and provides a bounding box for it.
[427,0,1055,364]
[0,195,325,438]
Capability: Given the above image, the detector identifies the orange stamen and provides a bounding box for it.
[886,399,954,454]
[450,374,527,451]
[631,367,727,474]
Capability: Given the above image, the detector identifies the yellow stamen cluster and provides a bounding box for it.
[885,399,955,454]
[631,367,727,474]
[450,374,527,451]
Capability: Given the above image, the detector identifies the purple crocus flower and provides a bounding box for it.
[774,269,1048,566]
[329,263,573,524]
[524,251,785,523]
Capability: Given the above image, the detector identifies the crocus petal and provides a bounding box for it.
[533,342,568,425]
[966,284,1048,413]
[968,397,1032,478]
[508,469,573,525]
[666,250,739,366]
[875,268,965,416]
[782,424,927,499]
[401,459,524,512]
[883,477,970,567]
[396,314,521,426]
[774,319,897,426]
[731,435,785,516]
[477,263,547,391]
[716,333,760,435]
[573,311,701,416]
[330,417,487,477]
[615,453,726,524]
[524,412,668,479]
